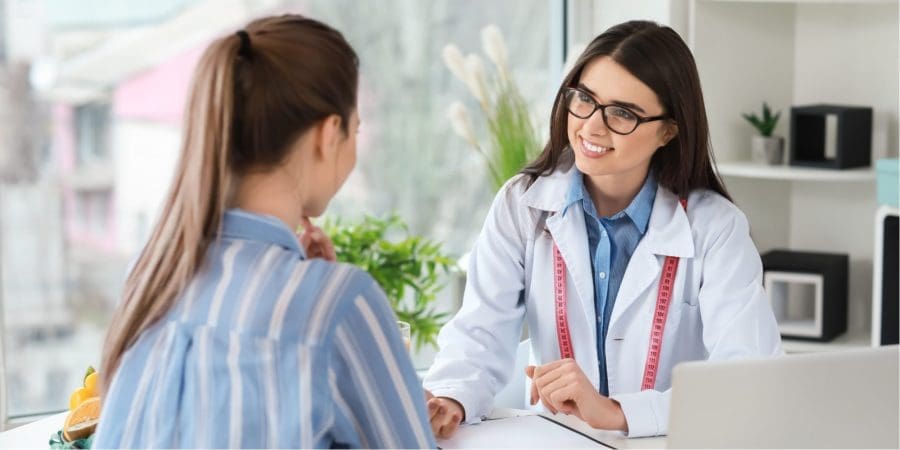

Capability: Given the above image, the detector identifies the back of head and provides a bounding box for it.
[100,14,359,392]
[523,20,729,200]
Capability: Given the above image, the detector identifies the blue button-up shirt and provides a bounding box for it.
[563,172,657,396]
[94,209,435,449]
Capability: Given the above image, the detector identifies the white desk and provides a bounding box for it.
[0,409,668,449]
[0,412,67,449]
[545,413,666,449]
[438,408,666,449]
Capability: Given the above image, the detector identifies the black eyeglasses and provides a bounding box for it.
[562,87,668,135]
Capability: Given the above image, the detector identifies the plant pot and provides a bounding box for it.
[751,135,784,165]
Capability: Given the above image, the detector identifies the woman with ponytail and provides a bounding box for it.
[93,15,434,449]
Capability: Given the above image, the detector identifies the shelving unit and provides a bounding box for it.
[717,162,875,182]
[782,330,871,354]
[690,0,899,352]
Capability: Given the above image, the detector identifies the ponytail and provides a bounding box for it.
[100,34,241,392]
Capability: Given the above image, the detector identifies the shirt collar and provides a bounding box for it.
[220,208,306,258]
[562,170,657,234]
[624,171,657,234]
[562,170,587,216]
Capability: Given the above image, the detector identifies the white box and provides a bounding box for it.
[765,271,823,338]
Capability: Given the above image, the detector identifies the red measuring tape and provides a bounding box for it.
[552,199,687,391]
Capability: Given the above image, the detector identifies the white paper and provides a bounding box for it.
[436,414,609,449]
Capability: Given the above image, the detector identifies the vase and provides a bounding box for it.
[751,135,784,165]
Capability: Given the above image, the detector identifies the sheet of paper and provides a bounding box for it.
[436,414,612,449]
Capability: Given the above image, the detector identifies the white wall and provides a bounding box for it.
[569,0,688,52]
[593,0,686,37]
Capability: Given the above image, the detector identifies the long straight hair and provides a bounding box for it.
[522,21,730,201]
[100,15,358,392]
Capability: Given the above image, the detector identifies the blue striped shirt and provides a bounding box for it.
[563,172,656,396]
[94,209,435,449]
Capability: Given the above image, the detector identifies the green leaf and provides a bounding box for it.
[743,102,781,137]
[83,366,95,387]
[325,214,456,348]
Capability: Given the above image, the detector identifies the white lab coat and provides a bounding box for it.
[424,160,783,437]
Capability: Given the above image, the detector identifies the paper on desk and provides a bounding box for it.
[436,414,611,449]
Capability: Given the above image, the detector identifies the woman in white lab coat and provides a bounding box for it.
[423,20,782,438]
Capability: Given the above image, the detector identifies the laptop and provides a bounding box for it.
[667,345,899,449]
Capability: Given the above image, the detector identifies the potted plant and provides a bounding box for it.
[443,25,541,192]
[324,215,456,349]
[742,102,784,165]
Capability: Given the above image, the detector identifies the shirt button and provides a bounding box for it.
[597,315,602,322]
[599,272,607,279]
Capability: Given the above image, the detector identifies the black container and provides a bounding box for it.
[789,104,872,169]
[762,250,848,341]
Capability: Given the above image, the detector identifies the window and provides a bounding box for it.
[74,103,110,165]
[0,0,562,420]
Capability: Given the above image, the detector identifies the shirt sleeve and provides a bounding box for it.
[327,269,436,449]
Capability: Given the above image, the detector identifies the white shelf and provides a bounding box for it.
[782,329,873,353]
[698,0,896,4]
[717,161,876,181]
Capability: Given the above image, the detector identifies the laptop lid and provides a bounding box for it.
[668,346,899,449]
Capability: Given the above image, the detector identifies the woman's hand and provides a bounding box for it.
[424,389,465,439]
[526,359,628,432]
[297,217,336,261]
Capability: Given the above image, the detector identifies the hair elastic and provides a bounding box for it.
[236,30,251,56]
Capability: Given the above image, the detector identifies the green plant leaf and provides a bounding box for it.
[743,102,781,137]
[324,214,456,348]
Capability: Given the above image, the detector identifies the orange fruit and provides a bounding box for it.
[68,387,92,411]
[63,396,101,442]
[84,372,99,395]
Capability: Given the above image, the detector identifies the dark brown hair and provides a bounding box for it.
[101,14,358,392]
[521,20,730,201]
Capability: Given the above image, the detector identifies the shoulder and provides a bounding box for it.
[311,262,392,323]
[496,173,531,206]
[304,260,379,308]
[685,189,752,247]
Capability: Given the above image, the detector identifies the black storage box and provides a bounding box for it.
[789,104,872,169]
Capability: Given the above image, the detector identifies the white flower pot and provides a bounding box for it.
[751,135,784,165]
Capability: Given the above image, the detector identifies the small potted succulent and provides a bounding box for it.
[742,102,783,165]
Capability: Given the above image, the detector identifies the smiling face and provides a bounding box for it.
[567,56,677,190]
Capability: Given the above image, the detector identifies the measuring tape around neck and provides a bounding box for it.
[552,198,687,391]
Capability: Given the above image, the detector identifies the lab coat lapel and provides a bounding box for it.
[546,208,597,345]
[521,155,598,348]
[609,186,695,328]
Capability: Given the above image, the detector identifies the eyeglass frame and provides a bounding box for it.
[562,87,670,135]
